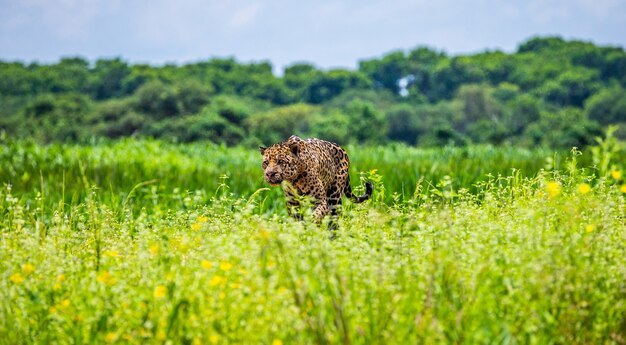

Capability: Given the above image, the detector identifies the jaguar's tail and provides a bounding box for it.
[344,177,373,203]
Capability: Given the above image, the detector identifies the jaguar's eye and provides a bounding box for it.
[262,160,268,168]
[277,159,285,165]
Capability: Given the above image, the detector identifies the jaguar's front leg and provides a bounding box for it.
[312,197,329,225]
[282,182,303,220]
[310,179,329,224]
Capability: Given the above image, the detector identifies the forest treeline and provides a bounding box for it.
[1,36,625,148]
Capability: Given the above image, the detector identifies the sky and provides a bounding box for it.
[1,0,626,73]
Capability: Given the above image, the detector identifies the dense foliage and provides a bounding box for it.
[1,139,626,343]
[1,36,626,147]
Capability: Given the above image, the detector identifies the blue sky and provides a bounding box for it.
[1,0,625,73]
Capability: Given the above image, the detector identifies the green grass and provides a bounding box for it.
[0,139,571,208]
[1,139,626,344]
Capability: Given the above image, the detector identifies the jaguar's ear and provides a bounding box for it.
[288,141,299,157]
[287,135,301,142]
[259,146,267,155]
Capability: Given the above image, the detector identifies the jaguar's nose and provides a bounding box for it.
[265,171,282,185]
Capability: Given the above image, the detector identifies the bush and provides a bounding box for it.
[145,109,244,145]
[134,81,181,119]
[524,108,603,148]
[245,103,318,145]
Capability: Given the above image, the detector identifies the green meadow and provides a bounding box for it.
[1,138,626,344]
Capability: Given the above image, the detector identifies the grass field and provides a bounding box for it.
[1,138,626,344]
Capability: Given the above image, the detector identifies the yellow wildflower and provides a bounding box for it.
[52,273,65,290]
[257,229,270,240]
[201,260,213,269]
[156,330,166,341]
[61,299,71,308]
[105,332,117,343]
[103,250,119,258]
[272,339,283,345]
[219,261,233,271]
[97,271,109,282]
[209,335,220,344]
[149,244,160,256]
[139,328,151,338]
[209,275,226,287]
[154,285,167,299]
[54,274,65,290]
[577,183,591,194]
[197,216,209,223]
[97,271,116,286]
[611,170,622,180]
[191,223,202,232]
[620,184,626,194]
[586,224,596,233]
[49,306,57,314]
[10,273,24,284]
[23,263,35,275]
[546,181,561,198]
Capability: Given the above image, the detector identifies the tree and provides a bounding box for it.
[345,100,386,144]
[430,57,487,101]
[505,94,542,135]
[517,36,567,53]
[40,57,90,94]
[524,108,602,148]
[385,103,421,144]
[134,81,180,119]
[456,84,502,125]
[283,63,319,102]
[145,108,244,144]
[175,80,213,114]
[19,93,92,142]
[585,85,626,124]
[91,58,131,100]
[121,64,161,95]
[359,51,408,94]
[405,47,447,101]
[0,62,34,95]
[306,70,372,104]
[309,110,352,145]
[540,68,600,107]
[209,95,253,125]
[95,111,146,138]
[602,50,626,85]
[238,75,291,105]
[245,103,318,144]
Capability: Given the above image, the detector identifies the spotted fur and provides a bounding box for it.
[260,135,373,225]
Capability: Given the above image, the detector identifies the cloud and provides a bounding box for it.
[1,0,624,68]
[7,0,121,41]
[519,0,625,24]
[575,0,622,18]
[133,0,268,45]
[228,3,263,30]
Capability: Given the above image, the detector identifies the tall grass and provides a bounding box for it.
[0,139,577,208]
[1,138,625,344]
